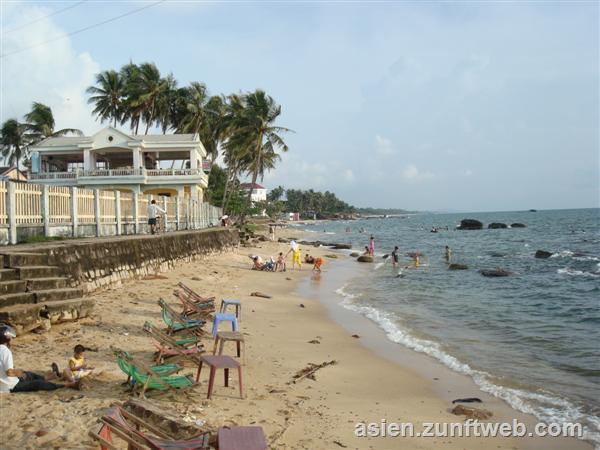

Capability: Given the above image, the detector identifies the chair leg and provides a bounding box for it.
[224,368,229,387]
[232,318,238,332]
[238,366,243,399]
[236,341,241,358]
[207,367,216,399]
[218,339,225,356]
[212,337,219,355]
[196,360,203,383]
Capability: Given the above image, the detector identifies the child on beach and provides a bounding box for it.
[313,257,324,272]
[61,344,94,382]
[368,236,375,256]
[276,252,286,272]
[291,247,302,270]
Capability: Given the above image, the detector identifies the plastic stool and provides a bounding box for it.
[211,313,238,339]
[219,299,242,321]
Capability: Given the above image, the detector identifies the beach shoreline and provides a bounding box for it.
[0,230,592,449]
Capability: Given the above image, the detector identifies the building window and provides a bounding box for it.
[67,162,84,173]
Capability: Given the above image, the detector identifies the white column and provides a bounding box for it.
[190,184,199,201]
[163,196,168,231]
[70,186,78,237]
[115,191,122,236]
[83,149,92,170]
[7,182,17,245]
[189,149,198,169]
[133,147,142,169]
[175,197,180,230]
[133,191,140,234]
[93,189,101,237]
[42,185,50,237]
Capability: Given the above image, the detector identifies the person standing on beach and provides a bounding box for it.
[269,225,275,241]
[368,236,375,256]
[391,246,400,267]
[147,199,165,235]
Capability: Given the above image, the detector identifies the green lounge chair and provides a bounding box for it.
[158,298,205,334]
[143,321,204,363]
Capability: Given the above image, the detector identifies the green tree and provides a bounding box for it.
[204,164,227,207]
[24,102,82,143]
[267,185,284,202]
[0,119,30,166]
[86,70,125,127]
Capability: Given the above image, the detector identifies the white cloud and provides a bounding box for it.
[374,134,395,156]
[343,169,354,182]
[401,164,435,182]
[1,3,101,134]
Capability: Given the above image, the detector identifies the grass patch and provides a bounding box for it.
[22,235,73,244]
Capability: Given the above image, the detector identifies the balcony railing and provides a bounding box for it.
[28,168,205,181]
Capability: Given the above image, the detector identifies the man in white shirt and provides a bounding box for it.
[147,199,166,235]
[0,325,76,393]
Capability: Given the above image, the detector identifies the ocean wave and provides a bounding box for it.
[574,256,600,262]
[374,262,385,270]
[558,268,600,278]
[333,285,600,448]
[552,250,575,258]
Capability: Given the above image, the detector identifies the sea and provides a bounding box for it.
[294,208,600,448]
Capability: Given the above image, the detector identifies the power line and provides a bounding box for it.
[0,0,166,58]
[2,1,88,35]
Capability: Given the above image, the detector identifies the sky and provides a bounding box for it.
[1,0,598,212]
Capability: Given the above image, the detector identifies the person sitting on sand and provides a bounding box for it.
[0,325,78,393]
[250,255,264,270]
[313,257,324,272]
[276,252,286,272]
[56,344,94,383]
[304,254,315,264]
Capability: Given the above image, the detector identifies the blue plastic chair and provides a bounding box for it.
[219,299,242,321]
[211,313,238,339]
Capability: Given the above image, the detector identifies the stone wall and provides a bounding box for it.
[31,229,239,292]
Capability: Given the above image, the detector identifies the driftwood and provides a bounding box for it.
[250,292,272,299]
[290,360,337,384]
[452,397,482,404]
[451,404,493,420]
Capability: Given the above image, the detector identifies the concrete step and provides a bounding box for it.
[14,266,61,279]
[0,297,94,334]
[26,277,68,291]
[3,253,48,268]
[0,280,28,295]
[0,292,36,308]
[0,269,18,282]
[33,288,82,303]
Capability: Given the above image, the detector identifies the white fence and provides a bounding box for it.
[0,181,222,245]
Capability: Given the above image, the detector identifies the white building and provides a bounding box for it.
[28,126,208,200]
[240,183,267,203]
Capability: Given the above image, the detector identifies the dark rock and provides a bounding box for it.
[357,255,374,263]
[488,223,508,229]
[349,252,359,257]
[452,397,482,404]
[351,334,360,338]
[406,252,423,258]
[451,405,492,420]
[490,252,505,258]
[382,254,389,259]
[257,235,268,242]
[332,243,352,250]
[535,250,553,259]
[278,237,290,243]
[457,219,483,230]
[511,223,526,228]
[448,263,468,270]
[480,268,513,277]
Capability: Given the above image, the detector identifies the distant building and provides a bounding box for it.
[27,126,208,200]
[0,166,27,182]
[240,183,267,203]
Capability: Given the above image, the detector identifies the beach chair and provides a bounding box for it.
[177,282,216,305]
[114,349,182,385]
[89,403,211,450]
[143,321,205,363]
[158,298,205,335]
[114,349,196,398]
[173,290,215,319]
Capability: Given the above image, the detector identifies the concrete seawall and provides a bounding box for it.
[43,229,240,292]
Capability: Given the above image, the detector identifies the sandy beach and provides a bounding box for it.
[0,230,591,450]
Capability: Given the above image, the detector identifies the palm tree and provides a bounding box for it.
[0,119,30,167]
[119,62,143,133]
[86,70,124,127]
[130,63,168,134]
[24,102,82,143]
[224,90,291,216]
[155,74,178,134]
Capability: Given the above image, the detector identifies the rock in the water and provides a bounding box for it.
[357,255,374,263]
[490,252,505,258]
[382,254,389,259]
[488,222,508,229]
[324,254,338,259]
[511,223,526,228]
[451,405,493,420]
[457,219,483,230]
[535,250,553,259]
[406,252,423,258]
[480,268,513,277]
[349,252,359,257]
[332,243,352,250]
[448,263,468,270]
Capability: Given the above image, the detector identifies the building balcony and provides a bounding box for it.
[28,168,208,188]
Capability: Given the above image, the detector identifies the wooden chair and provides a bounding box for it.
[173,290,215,319]
[158,298,205,335]
[89,403,211,450]
[143,321,204,363]
[177,282,216,305]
